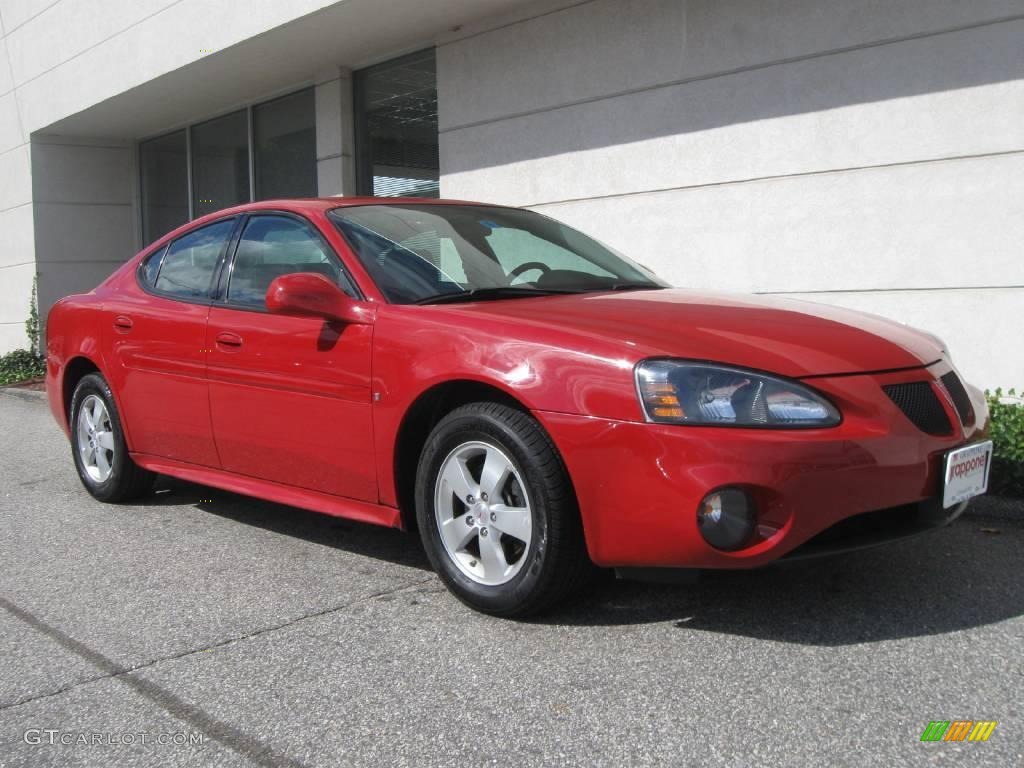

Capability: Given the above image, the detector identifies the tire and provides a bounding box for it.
[69,373,154,502]
[415,402,594,617]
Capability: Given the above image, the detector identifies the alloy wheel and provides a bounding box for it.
[76,394,116,483]
[433,440,533,586]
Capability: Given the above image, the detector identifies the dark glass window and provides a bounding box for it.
[330,205,663,305]
[154,219,235,299]
[139,131,188,244]
[227,215,353,307]
[355,49,439,198]
[139,244,167,288]
[191,110,250,218]
[254,89,317,200]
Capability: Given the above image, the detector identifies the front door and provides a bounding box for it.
[205,213,377,502]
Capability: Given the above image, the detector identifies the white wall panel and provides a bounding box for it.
[0,201,33,269]
[0,142,30,211]
[0,0,52,34]
[440,0,1024,388]
[0,91,23,151]
[0,261,33,348]
[0,36,13,95]
[442,19,1024,204]
[440,0,1024,130]
[533,153,1024,294]
[5,0,175,86]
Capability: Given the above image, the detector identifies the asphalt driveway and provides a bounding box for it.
[1,388,1021,767]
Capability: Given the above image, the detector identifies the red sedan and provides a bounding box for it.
[46,198,992,616]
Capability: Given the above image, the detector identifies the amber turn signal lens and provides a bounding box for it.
[640,381,685,418]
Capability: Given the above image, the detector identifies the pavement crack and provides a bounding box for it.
[0,576,435,765]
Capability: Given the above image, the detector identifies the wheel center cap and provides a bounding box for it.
[473,502,489,524]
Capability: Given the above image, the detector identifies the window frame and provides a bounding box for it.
[215,210,364,314]
[136,216,242,306]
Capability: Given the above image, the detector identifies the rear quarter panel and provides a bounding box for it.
[45,294,109,436]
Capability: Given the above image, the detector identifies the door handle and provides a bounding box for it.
[215,331,243,349]
[113,315,133,332]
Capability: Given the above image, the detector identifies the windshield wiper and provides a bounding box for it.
[605,282,665,292]
[414,286,579,305]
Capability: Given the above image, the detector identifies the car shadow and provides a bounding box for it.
[539,517,1024,645]
[138,477,431,572]
[136,479,1022,645]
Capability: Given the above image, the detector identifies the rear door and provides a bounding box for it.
[205,213,377,501]
[107,217,238,466]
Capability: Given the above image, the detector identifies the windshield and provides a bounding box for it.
[328,204,667,304]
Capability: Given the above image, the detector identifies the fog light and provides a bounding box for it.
[698,488,755,551]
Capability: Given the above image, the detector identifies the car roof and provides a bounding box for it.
[210,196,500,217]
[143,197,518,256]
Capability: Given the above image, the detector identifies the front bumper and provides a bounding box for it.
[536,361,988,568]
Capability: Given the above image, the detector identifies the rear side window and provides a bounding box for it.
[227,215,355,308]
[140,245,167,287]
[152,219,235,299]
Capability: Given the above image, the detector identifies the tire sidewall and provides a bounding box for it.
[69,373,132,502]
[416,408,559,615]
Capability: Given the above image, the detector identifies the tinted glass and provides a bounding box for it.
[330,205,664,304]
[154,219,235,299]
[140,245,167,288]
[191,111,250,218]
[355,49,439,198]
[254,89,317,200]
[139,131,189,244]
[228,216,352,307]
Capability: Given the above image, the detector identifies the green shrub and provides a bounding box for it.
[25,276,40,353]
[986,388,1024,498]
[0,348,45,385]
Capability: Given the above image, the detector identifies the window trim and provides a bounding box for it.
[135,216,241,306]
[214,210,364,315]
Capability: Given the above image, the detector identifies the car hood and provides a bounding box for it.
[451,288,943,378]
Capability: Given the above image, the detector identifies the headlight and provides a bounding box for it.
[635,360,840,428]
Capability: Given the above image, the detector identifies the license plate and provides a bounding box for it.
[942,441,993,508]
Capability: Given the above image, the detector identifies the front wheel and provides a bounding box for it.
[415,402,594,617]
[70,373,154,502]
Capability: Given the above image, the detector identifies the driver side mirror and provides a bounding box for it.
[265,273,373,325]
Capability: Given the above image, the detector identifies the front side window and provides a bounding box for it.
[153,219,235,299]
[329,204,666,304]
[227,215,354,308]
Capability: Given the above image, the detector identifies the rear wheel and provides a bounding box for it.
[70,373,154,502]
[415,402,593,617]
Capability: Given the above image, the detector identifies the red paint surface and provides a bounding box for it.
[46,198,988,568]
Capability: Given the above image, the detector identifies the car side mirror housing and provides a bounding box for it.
[265,273,373,325]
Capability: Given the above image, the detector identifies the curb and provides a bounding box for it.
[0,387,47,403]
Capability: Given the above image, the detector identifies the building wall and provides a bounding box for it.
[0,0,349,351]
[439,0,1024,388]
[30,136,137,317]
[0,0,530,353]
